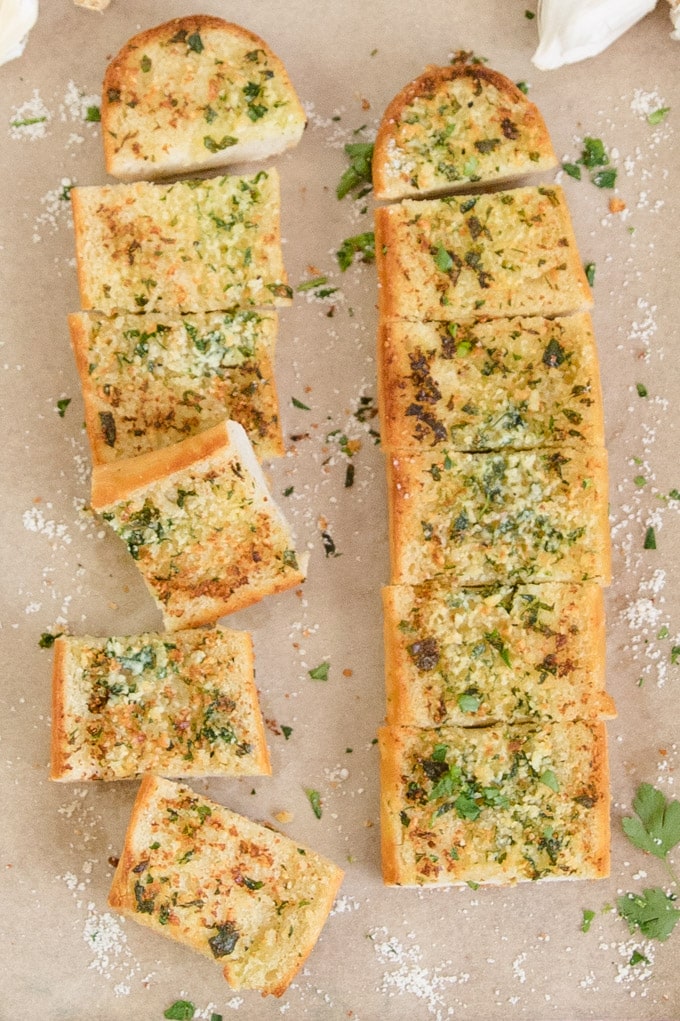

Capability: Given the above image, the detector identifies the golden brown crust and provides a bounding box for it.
[102,16,306,180]
[373,65,557,201]
[378,313,606,453]
[379,722,611,887]
[375,186,593,323]
[108,776,344,996]
[68,311,283,466]
[49,636,69,781]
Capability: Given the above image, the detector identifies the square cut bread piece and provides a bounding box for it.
[387,445,611,586]
[373,64,557,202]
[102,16,306,181]
[51,627,271,782]
[374,185,592,322]
[69,309,283,466]
[379,721,610,887]
[378,313,605,452]
[71,170,291,315]
[383,580,615,727]
[108,775,344,996]
[90,419,306,631]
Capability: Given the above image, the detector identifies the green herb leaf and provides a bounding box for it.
[308,662,330,681]
[337,141,374,200]
[208,922,240,958]
[581,137,609,169]
[57,398,71,417]
[336,231,375,271]
[636,383,648,398]
[585,262,596,286]
[291,396,311,410]
[622,783,680,861]
[647,107,670,126]
[164,1002,195,1020]
[592,168,617,189]
[581,908,595,932]
[433,246,454,272]
[618,888,680,942]
[281,725,293,740]
[671,646,680,665]
[644,526,657,550]
[457,692,481,714]
[39,631,63,649]
[187,32,204,53]
[85,105,101,122]
[629,949,650,966]
[305,788,322,818]
[540,769,560,792]
[203,135,238,153]
[562,162,582,180]
[140,55,152,72]
[516,81,529,94]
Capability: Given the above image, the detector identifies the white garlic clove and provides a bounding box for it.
[532,0,658,70]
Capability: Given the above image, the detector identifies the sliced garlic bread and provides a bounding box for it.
[374,185,592,322]
[71,171,291,315]
[378,313,604,452]
[102,16,306,180]
[108,776,343,996]
[383,580,614,727]
[387,445,611,586]
[91,419,305,631]
[373,64,556,201]
[51,627,270,781]
[379,721,610,886]
[69,309,283,465]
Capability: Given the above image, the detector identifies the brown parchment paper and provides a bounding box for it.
[1,2,679,1018]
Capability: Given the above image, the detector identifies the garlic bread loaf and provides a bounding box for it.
[387,445,611,586]
[378,313,604,452]
[71,171,291,315]
[383,580,614,727]
[375,185,592,322]
[51,627,270,782]
[91,420,305,631]
[379,721,610,886]
[108,776,344,996]
[69,309,283,465]
[373,64,556,201]
[102,16,306,181]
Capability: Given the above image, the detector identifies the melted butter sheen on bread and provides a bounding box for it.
[102,16,306,180]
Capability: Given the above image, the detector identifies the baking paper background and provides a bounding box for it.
[1,2,679,1018]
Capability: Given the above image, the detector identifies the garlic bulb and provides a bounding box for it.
[669,0,680,39]
[532,0,657,69]
[0,0,38,68]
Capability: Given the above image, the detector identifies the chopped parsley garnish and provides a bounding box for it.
[57,398,71,417]
[186,32,204,53]
[208,922,240,958]
[592,167,617,189]
[337,141,374,200]
[581,137,608,169]
[203,135,237,153]
[643,526,657,550]
[39,631,63,649]
[618,888,680,942]
[164,1001,195,1020]
[539,769,560,792]
[636,382,648,398]
[585,262,596,286]
[336,232,375,271]
[281,725,293,740]
[305,788,323,818]
[291,396,311,410]
[622,783,680,872]
[563,137,617,191]
[308,662,330,681]
[562,162,582,180]
[85,105,101,122]
[581,908,596,932]
[647,107,670,126]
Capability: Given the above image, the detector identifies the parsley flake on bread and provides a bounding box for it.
[102,16,306,181]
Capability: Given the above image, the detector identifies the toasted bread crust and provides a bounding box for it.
[50,628,271,781]
[373,64,557,201]
[108,776,344,996]
[378,313,605,453]
[71,172,290,315]
[69,310,284,465]
[382,580,614,727]
[91,420,305,630]
[379,722,610,886]
[102,16,306,180]
[375,185,592,323]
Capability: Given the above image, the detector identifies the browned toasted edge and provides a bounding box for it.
[68,312,109,466]
[373,205,397,323]
[70,188,94,311]
[381,586,412,726]
[589,444,612,587]
[586,720,612,878]
[108,773,158,911]
[377,725,405,885]
[102,15,307,177]
[224,626,273,776]
[90,418,233,510]
[50,635,70,781]
[373,64,557,201]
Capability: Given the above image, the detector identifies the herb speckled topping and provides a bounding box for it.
[383,580,615,727]
[389,445,611,587]
[69,310,282,465]
[375,186,592,323]
[379,313,604,452]
[379,722,610,887]
[373,65,556,201]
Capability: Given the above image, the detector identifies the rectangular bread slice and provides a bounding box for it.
[50,627,271,781]
[374,185,592,322]
[383,580,615,727]
[387,445,611,586]
[69,309,283,465]
[102,16,306,181]
[90,419,306,631]
[71,170,291,314]
[108,775,344,996]
[379,721,610,886]
[378,313,605,452]
[372,64,557,202]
